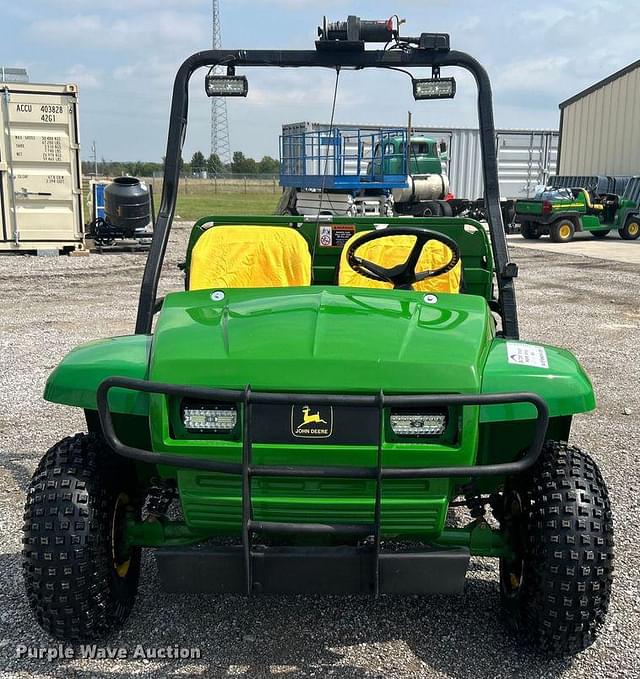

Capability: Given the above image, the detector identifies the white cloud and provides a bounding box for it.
[233,0,342,6]
[28,11,208,50]
[495,56,574,107]
[64,65,100,89]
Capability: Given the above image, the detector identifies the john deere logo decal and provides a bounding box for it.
[291,405,333,438]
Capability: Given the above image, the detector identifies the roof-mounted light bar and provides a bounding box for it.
[205,66,248,97]
[413,77,456,100]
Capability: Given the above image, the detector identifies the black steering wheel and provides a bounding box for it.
[346,226,461,290]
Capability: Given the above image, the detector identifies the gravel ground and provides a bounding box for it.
[0,225,639,678]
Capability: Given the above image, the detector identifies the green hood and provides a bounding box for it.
[149,287,492,394]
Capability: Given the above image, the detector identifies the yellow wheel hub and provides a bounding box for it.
[628,222,639,236]
[559,224,571,239]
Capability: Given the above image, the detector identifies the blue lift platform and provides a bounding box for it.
[279,128,410,191]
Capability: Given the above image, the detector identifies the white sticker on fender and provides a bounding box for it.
[506,342,549,369]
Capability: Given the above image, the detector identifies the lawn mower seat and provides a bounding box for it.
[189,225,312,290]
[337,231,462,293]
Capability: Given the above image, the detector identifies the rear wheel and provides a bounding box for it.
[591,229,610,238]
[620,217,640,240]
[521,222,541,240]
[22,433,141,640]
[550,219,575,243]
[499,441,613,655]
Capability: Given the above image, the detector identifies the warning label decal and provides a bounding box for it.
[318,224,356,248]
[506,342,549,369]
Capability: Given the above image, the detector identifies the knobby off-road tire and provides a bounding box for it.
[22,433,141,640]
[500,441,613,655]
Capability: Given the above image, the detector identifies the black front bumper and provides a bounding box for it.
[97,377,548,596]
[156,544,470,595]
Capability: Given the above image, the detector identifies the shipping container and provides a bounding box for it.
[281,122,558,201]
[0,82,84,252]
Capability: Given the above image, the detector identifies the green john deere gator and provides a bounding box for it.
[516,175,640,242]
[22,16,613,656]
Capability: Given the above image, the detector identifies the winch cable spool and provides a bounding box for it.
[311,66,341,261]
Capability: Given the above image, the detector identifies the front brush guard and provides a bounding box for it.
[96,376,548,595]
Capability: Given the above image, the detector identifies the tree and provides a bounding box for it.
[231,151,257,174]
[191,150,205,173]
[206,152,224,175]
[257,155,280,174]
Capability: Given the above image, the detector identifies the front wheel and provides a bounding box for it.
[22,433,141,640]
[620,217,640,240]
[500,441,613,655]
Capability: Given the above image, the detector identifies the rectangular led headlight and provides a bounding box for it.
[181,401,238,433]
[413,77,456,100]
[205,75,248,97]
[389,410,447,437]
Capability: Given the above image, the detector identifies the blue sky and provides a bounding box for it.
[3,0,639,162]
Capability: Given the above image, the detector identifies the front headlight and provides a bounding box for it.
[389,409,447,437]
[181,400,238,434]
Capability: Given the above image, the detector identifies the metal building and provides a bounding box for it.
[558,59,640,176]
[282,122,558,200]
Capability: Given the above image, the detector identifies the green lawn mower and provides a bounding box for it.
[516,175,640,242]
[22,16,613,656]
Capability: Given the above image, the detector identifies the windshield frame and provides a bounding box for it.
[135,45,518,339]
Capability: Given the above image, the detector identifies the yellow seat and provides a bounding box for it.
[338,231,461,294]
[577,188,604,212]
[189,225,312,290]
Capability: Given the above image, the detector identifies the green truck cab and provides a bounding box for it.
[370,134,444,176]
[22,17,613,657]
[516,176,640,242]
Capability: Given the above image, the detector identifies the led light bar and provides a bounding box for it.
[205,75,248,97]
[182,402,238,433]
[389,411,447,437]
[412,77,456,100]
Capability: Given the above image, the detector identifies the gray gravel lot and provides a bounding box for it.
[0,224,639,678]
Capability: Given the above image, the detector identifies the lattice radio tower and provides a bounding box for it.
[210,0,231,164]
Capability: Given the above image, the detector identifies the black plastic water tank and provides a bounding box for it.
[104,176,150,233]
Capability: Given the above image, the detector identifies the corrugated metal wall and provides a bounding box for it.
[282,122,558,200]
[560,65,640,175]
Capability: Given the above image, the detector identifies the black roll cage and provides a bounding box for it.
[134,43,519,338]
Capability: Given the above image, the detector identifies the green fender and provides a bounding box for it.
[480,339,595,422]
[44,335,151,415]
[44,335,595,425]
